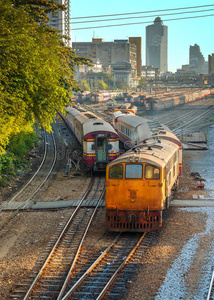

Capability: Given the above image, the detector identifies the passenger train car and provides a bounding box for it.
[105,137,180,232]
[144,89,213,111]
[113,111,182,175]
[64,106,119,171]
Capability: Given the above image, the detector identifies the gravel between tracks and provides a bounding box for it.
[0,99,214,299]
[0,151,213,300]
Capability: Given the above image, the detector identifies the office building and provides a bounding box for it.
[146,17,168,73]
[73,38,140,76]
[47,0,71,47]
[189,44,208,74]
[208,53,214,74]
[129,37,142,76]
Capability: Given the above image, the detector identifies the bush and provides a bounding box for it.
[0,127,39,187]
[8,130,38,158]
[0,153,16,175]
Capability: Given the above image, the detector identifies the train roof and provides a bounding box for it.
[66,106,81,117]
[74,111,97,125]
[115,112,165,130]
[107,139,178,168]
[114,111,181,145]
[115,114,148,128]
[83,119,118,136]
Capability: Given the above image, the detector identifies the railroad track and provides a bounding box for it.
[0,130,57,230]
[10,176,105,299]
[61,232,150,300]
[173,106,214,135]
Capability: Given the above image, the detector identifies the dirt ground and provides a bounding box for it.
[0,151,212,299]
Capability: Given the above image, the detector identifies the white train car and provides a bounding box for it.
[64,106,119,171]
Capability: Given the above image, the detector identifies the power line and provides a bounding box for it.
[71,4,214,19]
[72,14,214,30]
[71,8,214,24]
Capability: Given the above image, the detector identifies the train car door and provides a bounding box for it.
[96,135,107,162]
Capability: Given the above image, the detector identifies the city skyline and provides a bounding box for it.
[71,0,214,72]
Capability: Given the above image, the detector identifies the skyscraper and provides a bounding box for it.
[146,17,168,73]
[47,0,71,47]
[189,44,208,74]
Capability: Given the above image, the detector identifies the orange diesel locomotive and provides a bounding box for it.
[105,137,180,232]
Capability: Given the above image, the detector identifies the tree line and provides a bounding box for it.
[0,0,91,153]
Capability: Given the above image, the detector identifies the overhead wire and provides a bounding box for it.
[70,8,214,24]
[72,14,214,30]
[47,4,214,25]
[71,4,214,19]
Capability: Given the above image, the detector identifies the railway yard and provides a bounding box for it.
[0,97,214,299]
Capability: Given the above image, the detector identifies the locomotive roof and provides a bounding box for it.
[83,118,117,136]
[107,139,178,168]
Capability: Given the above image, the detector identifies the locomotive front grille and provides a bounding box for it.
[106,210,162,232]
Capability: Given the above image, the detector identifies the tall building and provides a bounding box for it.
[146,17,168,73]
[208,53,214,74]
[47,0,71,47]
[73,38,140,76]
[129,37,142,76]
[208,53,214,85]
[189,44,208,74]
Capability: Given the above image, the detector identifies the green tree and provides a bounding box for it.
[115,78,129,90]
[97,80,108,90]
[138,77,147,89]
[0,0,91,152]
[80,80,91,92]
[86,72,114,90]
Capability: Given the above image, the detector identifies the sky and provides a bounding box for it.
[70,0,214,72]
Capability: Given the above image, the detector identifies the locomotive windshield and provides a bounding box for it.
[109,164,123,179]
[125,164,142,179]
[145,165,160,179]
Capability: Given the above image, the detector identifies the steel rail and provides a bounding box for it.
[57,186,106,300]
[164,107,204,126]
[9,131,48,202]
[173,107,214,133]
[207,269,214,300]
[96,232,147,300]
[61,232,147,300]
[0,132,57,229]
[61,234,121,300]
[0,130,47,214]
[23,132,57,202]
[22,177,94,300]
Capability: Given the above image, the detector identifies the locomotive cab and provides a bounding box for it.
[105,140,179,232]
[105,161,165,232]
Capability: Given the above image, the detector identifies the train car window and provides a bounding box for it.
[125,164,142,179]
[145,165,160,179]
[109,164,123,179]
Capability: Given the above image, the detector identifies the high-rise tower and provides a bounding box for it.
[189,44,207,74]
[146,17,168,73]
[47,0,71,47]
